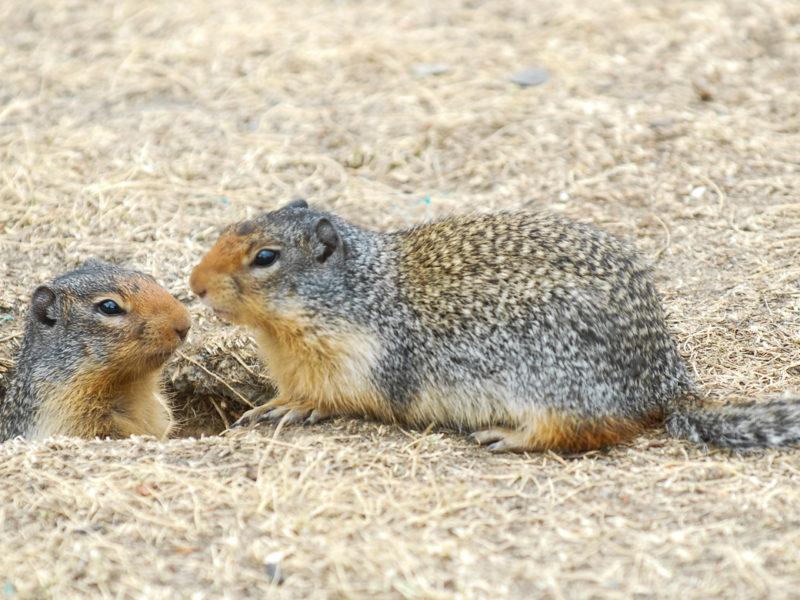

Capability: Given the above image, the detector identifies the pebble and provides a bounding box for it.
[510,67,550,87]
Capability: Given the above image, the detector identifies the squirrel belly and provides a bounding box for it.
[190,199,800,453]
[0,260,190,442]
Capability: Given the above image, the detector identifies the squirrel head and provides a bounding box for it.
[24,260,191,384]
[190,199,355,329]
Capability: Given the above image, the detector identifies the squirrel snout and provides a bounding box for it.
[175,324,190,342]
[189,267,207,299]
[171,305,192,344]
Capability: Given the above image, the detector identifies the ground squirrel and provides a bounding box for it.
[0,260,190,441]
[189,199,800,452]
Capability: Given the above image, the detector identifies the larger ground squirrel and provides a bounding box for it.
[189,199,800,452]
[0,260,190,441]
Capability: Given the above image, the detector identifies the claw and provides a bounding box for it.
[229,415,251,429]
[304,409,327,425]
[469,429,505,446]
[470,428,531,453]
[487,440,508,452]
[228,402,330,430]
[230,404,277,429]
[254,408,281,425]
[279,408,311,426]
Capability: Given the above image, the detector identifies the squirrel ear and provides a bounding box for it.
[30,285,58,328]
[313,218,340,263]
[81,257,104,269]
[285,198,308,210]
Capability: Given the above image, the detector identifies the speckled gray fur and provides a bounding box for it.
[237,202,800,449]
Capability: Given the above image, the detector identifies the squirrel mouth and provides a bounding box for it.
[142,349,178,367]
[198,296,238,323]
[212,307,236,322]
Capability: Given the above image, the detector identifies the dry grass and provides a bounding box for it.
[1,0,799,598]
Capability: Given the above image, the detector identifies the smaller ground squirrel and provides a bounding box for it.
[189,199,800,452]
[0,260,190,442]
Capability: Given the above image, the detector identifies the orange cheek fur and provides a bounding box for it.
[192,244,254,325]
[112,282,190,373]
[190,232,251,301]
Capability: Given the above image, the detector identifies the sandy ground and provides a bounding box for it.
[1,0,799,598]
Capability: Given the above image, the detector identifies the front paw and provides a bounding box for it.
[229,400,329,429]
[229,404,278,429]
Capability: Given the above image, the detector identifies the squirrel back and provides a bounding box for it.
[0,259,190,441]
[190,200,800,452]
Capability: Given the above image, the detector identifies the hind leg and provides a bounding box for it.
[470,428,537,452]
[471,411,646,453]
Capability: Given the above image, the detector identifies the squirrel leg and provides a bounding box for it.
[472,411,648,453]
[230,397,331,429]
[470,428,535,452]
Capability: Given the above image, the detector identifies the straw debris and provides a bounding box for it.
[1,0,799,598]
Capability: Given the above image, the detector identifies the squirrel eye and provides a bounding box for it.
[96,299,125,316]
[252,249,279,267]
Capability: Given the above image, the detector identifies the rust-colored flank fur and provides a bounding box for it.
[472,410,664,453]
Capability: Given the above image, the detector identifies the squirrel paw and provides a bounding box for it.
[274,407,329,426]
[470,428,531,453]
[230,401,329,429]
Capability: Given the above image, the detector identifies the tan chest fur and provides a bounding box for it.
[253,314,394,422]
[34,374,173,440]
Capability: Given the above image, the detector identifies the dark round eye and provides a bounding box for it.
[252,249,279,267]
[97,299,125,316]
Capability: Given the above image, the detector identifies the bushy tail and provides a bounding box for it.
[665,390,800,449]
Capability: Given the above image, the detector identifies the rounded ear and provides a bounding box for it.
[285,198,308,210]
[30,285,59,328]
[314,218,340,263]
[81,257,105,269]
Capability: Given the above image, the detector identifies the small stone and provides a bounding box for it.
[690,186,707,200]
[510,67,550,87]
[265,563,285,585]
[692,79,713,101]
[412,64,450,77]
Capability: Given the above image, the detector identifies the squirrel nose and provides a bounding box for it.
[189,267,207,298]
[175,324,190,342]
[173,309,191,343]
